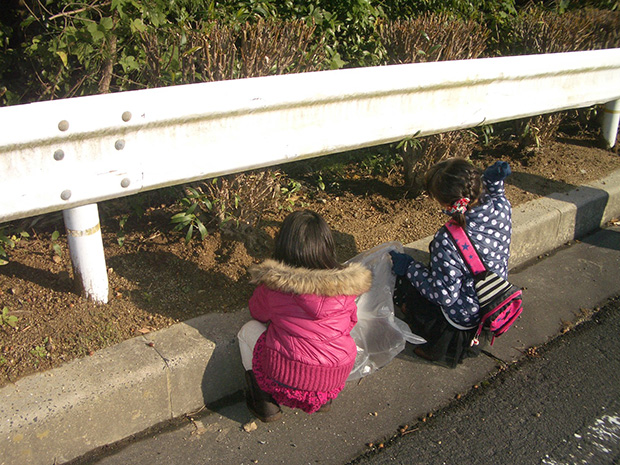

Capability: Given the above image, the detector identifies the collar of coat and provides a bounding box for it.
[250,259,372,297]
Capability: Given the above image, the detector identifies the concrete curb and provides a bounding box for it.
[2,169,620,465]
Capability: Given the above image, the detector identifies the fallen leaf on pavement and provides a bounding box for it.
[243,421,258,433]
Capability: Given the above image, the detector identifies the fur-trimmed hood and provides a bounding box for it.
[250,259,372,297]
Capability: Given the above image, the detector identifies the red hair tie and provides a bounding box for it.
[445,197,470,215]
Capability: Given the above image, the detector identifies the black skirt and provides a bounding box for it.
[393,276,486,368]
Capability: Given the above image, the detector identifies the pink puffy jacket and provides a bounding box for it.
[249,259,372,392]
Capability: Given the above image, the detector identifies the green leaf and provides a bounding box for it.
[171,213,191,224]
[56,50,68,67]
[119,55,139,72]
[428,44,442,55]
[100,17,114,31]
[51,230,60,241]
[196,219,208,240]
[186,203,198,215]
[131,18,147,33]
[6,316,18,328]
[185,224,194,243]
[86,23,105,42]
[328,51,345,69]
[148,9,167,28]
[20,16,36,28]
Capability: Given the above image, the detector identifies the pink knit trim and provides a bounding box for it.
[252,334,343,414]
[261,346,354,392]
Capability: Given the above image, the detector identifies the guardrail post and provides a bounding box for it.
[602,99,620,149]
[62,204,109,304]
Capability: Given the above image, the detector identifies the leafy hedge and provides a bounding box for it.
[1,1,618,106]
[1,0,619,242]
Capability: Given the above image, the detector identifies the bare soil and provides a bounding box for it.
[1,129,619,387]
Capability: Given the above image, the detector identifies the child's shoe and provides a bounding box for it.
[413,346,435,361]
[245,370,282,422]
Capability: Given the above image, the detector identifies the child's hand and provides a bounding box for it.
[484,161,511,182]
[389,251,413,276]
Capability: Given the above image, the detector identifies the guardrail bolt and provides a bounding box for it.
[53,149,65,161]
[122,111,132,122]
[60,190,72,201]
[115,139,125,150]
[58,120,70,132]
[121,178,131,188]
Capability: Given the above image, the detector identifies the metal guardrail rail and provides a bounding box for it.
[1,49,620,302]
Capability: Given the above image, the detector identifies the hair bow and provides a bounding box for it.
[445,197,470,215]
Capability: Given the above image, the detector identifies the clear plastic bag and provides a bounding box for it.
[346,242,426,381]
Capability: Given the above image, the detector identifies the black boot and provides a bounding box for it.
[317,399,332,413]
[245,370,282,423]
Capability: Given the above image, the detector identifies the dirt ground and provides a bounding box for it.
[1,127,619,387]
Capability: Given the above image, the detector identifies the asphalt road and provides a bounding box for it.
[349,296,620,465]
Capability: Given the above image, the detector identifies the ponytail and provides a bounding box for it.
[425,158,482,230]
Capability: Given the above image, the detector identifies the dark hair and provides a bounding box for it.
[274,210,342,270]
[425,157,482,229]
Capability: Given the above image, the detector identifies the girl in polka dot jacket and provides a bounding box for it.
[389,158,512,368]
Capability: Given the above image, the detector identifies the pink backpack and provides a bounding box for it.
[445,220,523,346]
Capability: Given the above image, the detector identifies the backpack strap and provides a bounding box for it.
[444,220,486,275]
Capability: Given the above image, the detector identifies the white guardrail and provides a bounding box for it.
[1,48,620,303]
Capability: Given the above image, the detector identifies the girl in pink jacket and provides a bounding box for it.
[237,210,372,422]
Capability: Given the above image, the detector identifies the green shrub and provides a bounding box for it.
[379,13,489,64]
[138,19,327,87]
[502,7,620,149]
[504,8,620,56]
[172,170,284,242]
[0,228,29,266]
[0,307,18,329]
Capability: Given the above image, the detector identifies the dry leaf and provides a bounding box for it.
[190,419,207,436]
[243,421,258,433]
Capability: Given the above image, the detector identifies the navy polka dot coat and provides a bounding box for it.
[404,169,512,330]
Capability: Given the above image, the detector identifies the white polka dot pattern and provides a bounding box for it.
[405,175,512,328]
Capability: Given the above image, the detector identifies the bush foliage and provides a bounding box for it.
[2,1,618,106]
[1,1,619,240]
